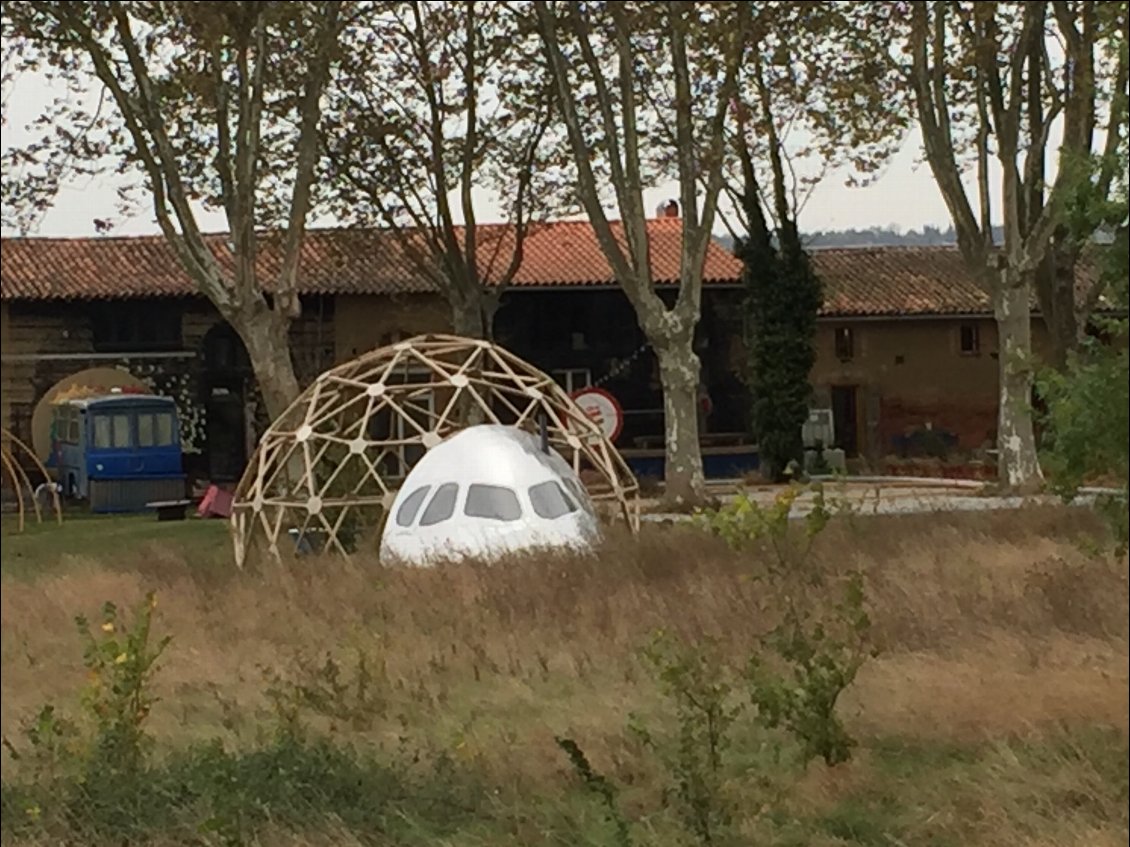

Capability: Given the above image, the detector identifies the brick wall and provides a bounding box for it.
[807,315,1058,458]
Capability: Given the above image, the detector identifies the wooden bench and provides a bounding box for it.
[147,499,193,522]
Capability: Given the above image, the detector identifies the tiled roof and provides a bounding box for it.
[812,246,990,316]
[509,217,744,287]
[0,223,1101,317]
[0,228,436,300]
[0,218,740,302]
[810,245,1102,316]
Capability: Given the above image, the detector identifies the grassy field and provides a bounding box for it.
[1,505,1127,846]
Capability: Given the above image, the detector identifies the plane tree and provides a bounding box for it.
[2,1,348,418]
[903,0,1127,488]
[322,0,567,340]
[531,0,751,506]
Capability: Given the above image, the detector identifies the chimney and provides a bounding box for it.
[663,199,680,219]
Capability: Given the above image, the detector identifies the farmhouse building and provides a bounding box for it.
[0,218,1092,483]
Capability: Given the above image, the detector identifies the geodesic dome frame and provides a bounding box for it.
[231,334,639,565]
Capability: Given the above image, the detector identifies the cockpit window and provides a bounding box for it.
[419,483,458,526]
[396,486,431,527]
[562,478,592,512]
[528,480,577,520]
[464,484,521,522]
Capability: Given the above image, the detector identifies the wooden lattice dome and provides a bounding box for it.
[230,335,639,565]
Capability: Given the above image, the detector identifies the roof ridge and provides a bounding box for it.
[805,243,963,253]
[1,216,710,245]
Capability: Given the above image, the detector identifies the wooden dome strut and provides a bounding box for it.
[230,335,640,566]
[1,428,63,532]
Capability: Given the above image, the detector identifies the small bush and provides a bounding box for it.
[555,736,633,847]
[263,648,389,738]
[694,485,833,580]
[0,593,479,846]
[76,592,170,778]
[747,572,875,767]
[636,632,742,846]
[695,485,875,765]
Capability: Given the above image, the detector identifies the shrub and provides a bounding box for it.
[75,592,170,778]
[635,632,742,846]
[555,736,633,847]
[695,484,874,765]
[1,595,477,846]
[746,572,875,766]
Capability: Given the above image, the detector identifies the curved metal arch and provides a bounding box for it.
[1,428,63,533]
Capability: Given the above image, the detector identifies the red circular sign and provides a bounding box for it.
[570,387,624,443]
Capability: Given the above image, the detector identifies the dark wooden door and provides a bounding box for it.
[205,393,246,482]
[830,385,859,457]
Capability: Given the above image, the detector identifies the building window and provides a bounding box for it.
[92,302,183,352]
[395,389,435,474]
[367,383,436,479]
[834,326,854,362]
[959,324,981,355]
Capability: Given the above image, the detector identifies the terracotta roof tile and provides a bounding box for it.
[504,217,744,286]
[0,228,435,300]
[0,218,741,301]
[0,223,1101,317]
[811,246,989,316]
[809,245,1102,316]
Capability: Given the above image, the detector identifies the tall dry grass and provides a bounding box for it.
[1,506,1127,845]
[3,508,1125,744]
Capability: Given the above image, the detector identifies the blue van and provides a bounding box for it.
[50,394,187,513]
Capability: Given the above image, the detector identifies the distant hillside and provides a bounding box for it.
[716,224,1005,253]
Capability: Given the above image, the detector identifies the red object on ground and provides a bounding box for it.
[197,485,234,519]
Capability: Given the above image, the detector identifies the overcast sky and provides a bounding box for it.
[2,71,967,239]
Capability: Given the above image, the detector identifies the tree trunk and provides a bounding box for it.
[233,309,302,422]
[448,291,491,426]
[450,292,489,340]
[655,339,706,508]
[994,281,1044,491]
[1034,251,1080,370]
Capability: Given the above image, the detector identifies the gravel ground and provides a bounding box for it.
[639,479,1101,523]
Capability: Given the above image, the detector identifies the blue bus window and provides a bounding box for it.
[94,416,112,449]
[138,413,155,447]
[111,414,131,448]
[138,412,176,447]
[156,412,175,446]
